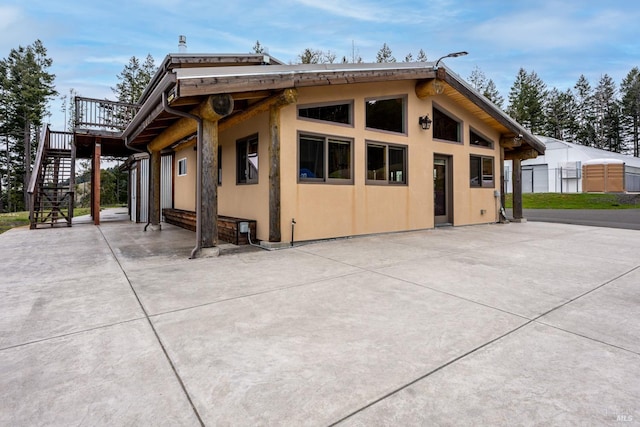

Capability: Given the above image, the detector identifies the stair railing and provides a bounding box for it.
[28,126,50,226]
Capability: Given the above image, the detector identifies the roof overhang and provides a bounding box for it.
[123,58,544,158]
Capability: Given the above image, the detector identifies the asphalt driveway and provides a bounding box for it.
[508,208,640,230]
[1,210,639,425]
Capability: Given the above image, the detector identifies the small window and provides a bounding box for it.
[218,146,222,185]
[177,158,187,176]
[366,142,407,185]
[366,96,406,134]
[237,135,258,184]
[470,155,494,188]
[299,133,352,183]
[470,129,493,148]
[298,102,352,125]
[433,106,461,142]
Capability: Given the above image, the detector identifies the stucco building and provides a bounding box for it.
[67,52,543,256]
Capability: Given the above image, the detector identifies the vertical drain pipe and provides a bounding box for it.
[161,92,203,259]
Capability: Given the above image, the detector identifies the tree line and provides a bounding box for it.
[1,39,638,211]
[0,40,154,212]
[272,40,640,157]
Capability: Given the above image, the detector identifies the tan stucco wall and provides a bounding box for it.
[169,80,502,243]
[278,81,501,242]
[173,145,196,210]
[218,114,271,240]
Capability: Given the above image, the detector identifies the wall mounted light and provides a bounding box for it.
[419,114,432,130]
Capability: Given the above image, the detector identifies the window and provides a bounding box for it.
[433,106,461,142]
[365,96,406,134]
[177,158,187,176]
[470,129,493,148]
[237,135,258,184]
[298,102,352,125]
[366,142,407,184]
[470,155,494,188]
[298,133,352,183]
[218,146,222,185]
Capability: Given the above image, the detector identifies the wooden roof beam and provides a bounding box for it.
[219,89,298,133]
[148,94,233,152]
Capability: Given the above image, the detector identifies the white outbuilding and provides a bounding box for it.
[505,136,640,193]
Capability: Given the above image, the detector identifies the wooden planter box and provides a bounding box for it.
[162,208,257,245]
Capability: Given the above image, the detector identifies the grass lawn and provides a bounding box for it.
[505,193,640,209]
[0,207,92,234]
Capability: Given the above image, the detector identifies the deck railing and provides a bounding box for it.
[74,97,140,133]
[49,130,74,150]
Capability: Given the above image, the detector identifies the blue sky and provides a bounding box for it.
[2,0,639,131]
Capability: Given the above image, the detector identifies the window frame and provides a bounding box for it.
[365,141,408,186]
[470,155,495,188]
[236,134,259,185]
[217,146,222,185]
[432,104,463,144]
[469,127,494,149]
[297,100,354,127]
[177,157,187,176]
[297,132,354,185]
[365,94,408,135]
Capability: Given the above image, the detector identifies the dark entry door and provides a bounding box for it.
[434,155,452,225]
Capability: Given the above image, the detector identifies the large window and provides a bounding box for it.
[433,106,461,142]
[298,102,352,125]
[470,155,494,188]
[470,129,493,148]
[298,133,352,183]
[366,142,407,185]
[365,96,406,134]
[237,135,258,184]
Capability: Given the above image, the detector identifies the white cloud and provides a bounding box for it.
[0,5,20,29]
[469,4,636,52]
[84,55,132,64]
[291,0,439,24]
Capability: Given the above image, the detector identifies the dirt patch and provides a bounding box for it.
[615,193,640,206]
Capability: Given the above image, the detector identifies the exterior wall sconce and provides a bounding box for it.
[419,114,432,130]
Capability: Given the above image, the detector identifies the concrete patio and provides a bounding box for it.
[1,209,639,425]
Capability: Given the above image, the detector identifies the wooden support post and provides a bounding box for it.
[92,140,101,225]
[69,142,76,226]
[512,157,523,221]
[267,89,297,242]
[201,118,219,248]
[269,105,281,242]
[149,150,161,230]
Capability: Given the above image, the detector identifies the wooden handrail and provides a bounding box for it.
[28,126,49,195]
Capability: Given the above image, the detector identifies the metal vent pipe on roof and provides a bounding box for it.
[178,35,187,53]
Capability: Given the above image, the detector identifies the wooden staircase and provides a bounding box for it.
[28,127,76,229]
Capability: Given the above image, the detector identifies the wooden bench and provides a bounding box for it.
[162,208,257,245]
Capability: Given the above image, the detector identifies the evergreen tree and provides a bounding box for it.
[297,48,323,64]
[544,88,578,141]
[252,40,265,54]
[573,74,597,146]
[620,67,640,156]
[483,79,504,109]
[593,74,623,151]
[0,40,57,210]
[376,43,396,63]
[404,53,413,63]
[112,54,156,104]
[468,66,487,91]
[507,68,547,134]
[467,66,503,108]
[416,49,427,62]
